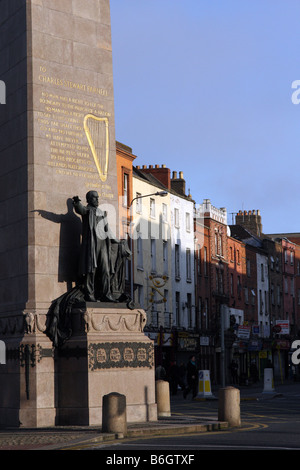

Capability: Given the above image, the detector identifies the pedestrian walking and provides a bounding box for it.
[168,361,180,395]
[229,360,238,385]
[183,355,198,399]
[178,362,187,391]
[250,361,258,383]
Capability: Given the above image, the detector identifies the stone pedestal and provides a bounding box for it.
[56,304,157,425]
[0,304,157,427]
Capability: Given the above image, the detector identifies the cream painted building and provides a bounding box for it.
[256,251,270,337]
[132,168,172,328]
[170,179,196,330]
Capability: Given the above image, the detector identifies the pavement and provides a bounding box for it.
[0,380,298,451]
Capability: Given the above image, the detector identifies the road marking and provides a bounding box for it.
[60,421,268,450]
[95,442,300,450]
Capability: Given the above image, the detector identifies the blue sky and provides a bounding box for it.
[110,0,300,234]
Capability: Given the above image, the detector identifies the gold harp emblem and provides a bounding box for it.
[84,114,109,182]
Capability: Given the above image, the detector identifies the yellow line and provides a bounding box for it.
[243,412,289,421]
[61,421,269,450]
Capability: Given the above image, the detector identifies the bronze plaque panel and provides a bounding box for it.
[88,342,155,371]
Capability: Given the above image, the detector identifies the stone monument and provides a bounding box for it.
[0,0,157,427]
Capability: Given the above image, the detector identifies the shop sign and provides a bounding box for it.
[252,325,260,335]
[177,332,199,351]
[276,320,289,335]
[259,350,268,359]
[237,325,251,339]
[200,336,210,346]
[274,339,290,350]
[238,341,248,351]
[248,340,262,351]
[148,275,168,305]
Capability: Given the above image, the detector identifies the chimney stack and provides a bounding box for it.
[235,209,263,237]
[138,164,171,190]
[171,170,186,196]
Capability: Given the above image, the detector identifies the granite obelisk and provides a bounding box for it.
[0,0,156,427]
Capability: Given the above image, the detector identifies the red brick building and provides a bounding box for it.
[262,237,283,331]
[227,235,246,314]
[195,200,229,382]
[229,225,258,327]
[280,238,296,334]
[294,243,300,335]
[194,216,210,330]
[194,208,213,373]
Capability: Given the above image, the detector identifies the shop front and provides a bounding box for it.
[176,331,200,364]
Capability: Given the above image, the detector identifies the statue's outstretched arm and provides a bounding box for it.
[72,196,87,216]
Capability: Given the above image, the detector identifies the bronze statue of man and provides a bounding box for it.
[73,190,129,302]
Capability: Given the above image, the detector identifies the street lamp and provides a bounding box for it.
[130,191,168,207]
[129,190,168,303]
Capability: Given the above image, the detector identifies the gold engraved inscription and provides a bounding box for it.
[36,66,114,198]
[38,74,108,97]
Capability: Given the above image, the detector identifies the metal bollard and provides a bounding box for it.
[218,386,241,427]
[155,380,171,417]
[102,392,127,437]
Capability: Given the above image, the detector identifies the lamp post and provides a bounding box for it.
[129,191,168,303]
[220,303,226,388]
[218,259,226,388]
